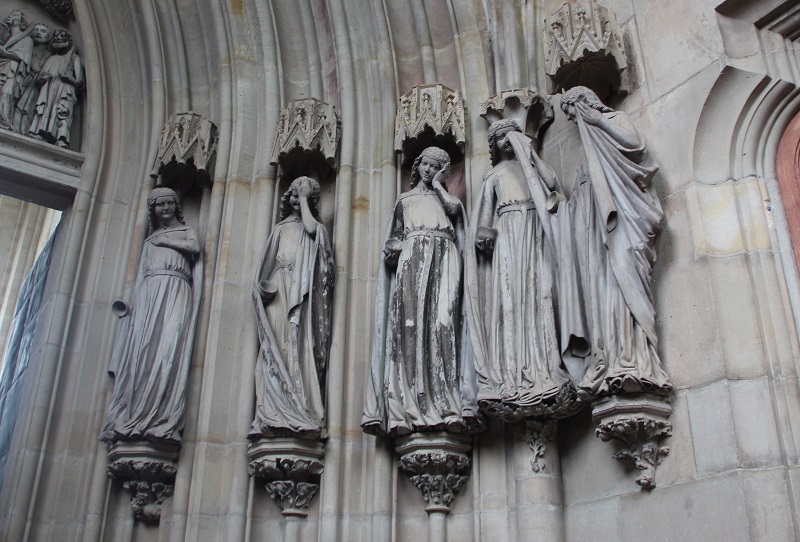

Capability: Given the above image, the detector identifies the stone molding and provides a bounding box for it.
[394,83,466,165]
[0,129,83,209]
[395,432,472,514]
[248,437,325,517]
[106,441,180,522]
[592,394,672,489]
[543,0,627,98]
[269,98,340,167]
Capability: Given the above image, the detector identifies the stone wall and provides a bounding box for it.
[0,0,798,540]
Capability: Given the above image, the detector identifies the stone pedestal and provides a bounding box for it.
[106,440,180,522]
[592,394,672,489]
[248,437,325,517]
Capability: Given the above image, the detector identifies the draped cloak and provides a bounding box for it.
[570,106,672,399]
[464,131,587,421]
[362,188,479,437]
[28,48,82,145]
[0,31,33,128]
[101,225,202,444]
[249,217,334,440]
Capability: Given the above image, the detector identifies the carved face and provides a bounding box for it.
[5,11,23,27]
[49,29,72,52]
[289,187,301,212]
[494,126,516,157]
[153,197,177,225]
[417,156,443,184]
[31,24,51,45]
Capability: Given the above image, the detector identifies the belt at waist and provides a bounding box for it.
[497,201,536,216]
[405,229,454,241]
[144,269,191,283]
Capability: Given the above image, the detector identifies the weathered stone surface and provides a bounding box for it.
[686,380,739,476]
[2,1,800,540]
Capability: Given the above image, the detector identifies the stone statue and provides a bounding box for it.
[249,176,334,440]
[100,187,203,444]
[363,146,479,437]
[14,23,51,135]
[560,86,671,400]
[0,10,34,130]
[465,119,586,421]
[28,28,82,149]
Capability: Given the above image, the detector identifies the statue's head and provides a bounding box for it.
[31,23,51,45]
[280,176,322,221]
[487,119,521,165]
[4,10,29,31]
[410,146,450,187]
[147,187,184,228]
[560,86,611,121]
[49,28,73,54]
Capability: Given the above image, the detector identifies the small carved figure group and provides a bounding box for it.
[0,9,82,148]
[364,86,671,438]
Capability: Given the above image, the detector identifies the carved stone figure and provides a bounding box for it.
[465,119,586,421]
[0,10,34,130]
[100,187,202,444]
[249,176,334,440]
[363,146,479,437]
[28,28,83,148]
[561,86,672,400]
[13,23,51,135]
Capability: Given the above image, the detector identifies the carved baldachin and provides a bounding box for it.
[269,98,340,166]
[395,83,466,165]
[479,89,554,142]
[152,112,218,189]
[543,0,627,97]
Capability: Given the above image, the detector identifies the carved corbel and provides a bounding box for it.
[394,83,466,167]
[106,441,180,522]
[479,89,554,143]
[248,437,325,517]
[543,0,628,100]
[592,394,672,489]
[269,98,340,182]
[151,112,218,192]
[395,433,472,515]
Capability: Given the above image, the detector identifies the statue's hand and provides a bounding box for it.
[150,235,167,247]
[577,102,602,125]
[432,163,450,189]
[259,279,277,302]
[295,177,316,198]
[475,227,497,253]
[383,238,402,267]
